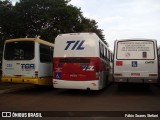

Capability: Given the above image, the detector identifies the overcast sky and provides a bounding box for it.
[11,0,160,50]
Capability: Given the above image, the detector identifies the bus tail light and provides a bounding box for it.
[96,72,100,78]
[149,74,157,77]
[131,73,140,77]
[114,73,122,76]
[35,71,38,78]
[116,61,123,66]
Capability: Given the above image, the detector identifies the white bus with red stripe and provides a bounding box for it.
[53,33,113,90]
[113,39,158,84]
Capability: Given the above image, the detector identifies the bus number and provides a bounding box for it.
[81,64,94,71]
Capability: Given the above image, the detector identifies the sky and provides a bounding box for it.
[11,0,160,50]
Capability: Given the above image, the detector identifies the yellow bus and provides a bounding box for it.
[2,38,54,86]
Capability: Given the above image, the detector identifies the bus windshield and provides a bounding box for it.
[117,40,155,60]
[4,41,34,60]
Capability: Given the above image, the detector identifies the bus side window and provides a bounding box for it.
[50,47,54,61]
[99,42,102,58]
[158,48,160,60]
[108,51,110,62]
[106,50,109,61]
[101,44,104,59]
[40,44,52,63]
[110,53,113,62]
[105,48,107,60]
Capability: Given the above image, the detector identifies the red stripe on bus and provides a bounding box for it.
[53,57,109,81]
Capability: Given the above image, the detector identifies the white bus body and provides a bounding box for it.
[2,38,54,86]
[157,46,160,83]
[114,39,158,83]
[53,33,112,90]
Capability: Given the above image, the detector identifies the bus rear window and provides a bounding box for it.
[59,58,90,63]
[117,40,155,60]
[4,41,34,60]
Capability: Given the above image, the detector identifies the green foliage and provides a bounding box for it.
[0,0,13,40]
[0,0,105,44]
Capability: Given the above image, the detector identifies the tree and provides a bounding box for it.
[0,0,13,41]
[80,17,105,41]
[0,0,105,43]
[0,0,14,54]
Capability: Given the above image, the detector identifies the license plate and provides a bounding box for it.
[131,73,140,77]
[70,74,77,77]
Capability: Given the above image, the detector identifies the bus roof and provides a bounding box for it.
[57,32,95,36]
[5,38,54,47]
[115,38,157,42]
[57,32,109,47]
